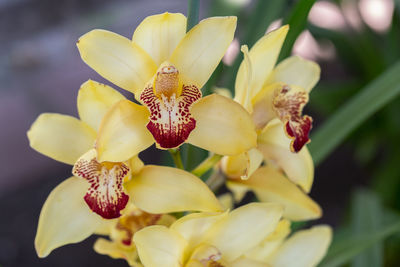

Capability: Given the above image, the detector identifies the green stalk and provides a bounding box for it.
[187,0,200,32]
[168,149,184,169]
[191,154,223,177]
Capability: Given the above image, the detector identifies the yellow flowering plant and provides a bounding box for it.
[27,7,333,267]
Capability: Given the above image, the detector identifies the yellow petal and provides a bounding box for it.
[35,177,104,257]
[251,82,284,130]
[77,80,125,132]
[266,56,320,93]
[225,182,250,203]
[187,94,257,156]
[229,166,321,221]
[132,12,187,66]
[245,220,291,262]
[133,225,187,267]
[231,257,270,267]
[202,203,283,262]
[235,26,289,104]
[170,16,237,88]
[77,29,157,95]
[221,148,264,179]
[27,113,96,165]
[125,165,223,213]
[96,100,154,162]
[268,225,332,267]
[258,119,314,192]
[218,193,234,210]
[171,212,228,253]
[234,45,253,112]
[93,238,139,266]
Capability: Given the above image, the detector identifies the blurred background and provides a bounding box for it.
[1,0,400,266]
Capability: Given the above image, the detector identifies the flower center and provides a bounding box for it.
[114,209,161,246]
[154,65,181,98]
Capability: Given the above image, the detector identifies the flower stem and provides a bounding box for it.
[187,0,200,32]
[191,154,223,177]
[206,170,226,192]
[168,149,184,169]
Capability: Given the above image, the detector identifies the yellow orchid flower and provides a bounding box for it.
[34,160,223,258]
[28,80,223,257]
[93,203,176,266]
[133,202,284,267]
[217,26,321,221]
[76,12,257,163]
[241,220,332,267]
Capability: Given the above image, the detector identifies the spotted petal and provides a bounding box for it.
[140,82,201,149]
[72,149,129,219]
[273,85,312,152]
[35,177,104,257]
[132,12,187,66]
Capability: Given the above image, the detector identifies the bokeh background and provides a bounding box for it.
[1,0,400,266]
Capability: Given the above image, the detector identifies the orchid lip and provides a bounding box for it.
[140,63,202,149]
[72,150,130,219]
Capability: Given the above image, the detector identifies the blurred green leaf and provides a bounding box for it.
[279,0,316,60]
[350,189,383,267]
[319,213,400,267]
[309,60,400,165]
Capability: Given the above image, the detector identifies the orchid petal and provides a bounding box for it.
[96,100,154,163]
[258,119,314,192]
[134,225,187,267]
[77,29,157,95]
[235,26,288,104]
[229,166,321,221]
[187,94,257,156]
[266,56,320,93]
[35,177,104,257]
[170,16,237,88]
[125,165,223,213]
[27,113,96,165]
[202,203,283,262]
[77,80,125,132]
[268,226,332,267]
[132,12,187,66]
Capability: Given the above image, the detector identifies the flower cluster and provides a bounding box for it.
[28,12,331,267]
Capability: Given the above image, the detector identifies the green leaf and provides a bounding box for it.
[187,0,200,32]
[309,60,400,165]
[279,0,316,60]
[319,216,400,267]
[350,189,383,267]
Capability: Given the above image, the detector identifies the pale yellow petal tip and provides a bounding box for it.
[240,44,249,54]
[34,240,50,258]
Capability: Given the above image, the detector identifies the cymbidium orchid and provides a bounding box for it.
[76,12,257,164]
[217,26,321,221]
[28,80,223,257]
[133,202,284,267]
